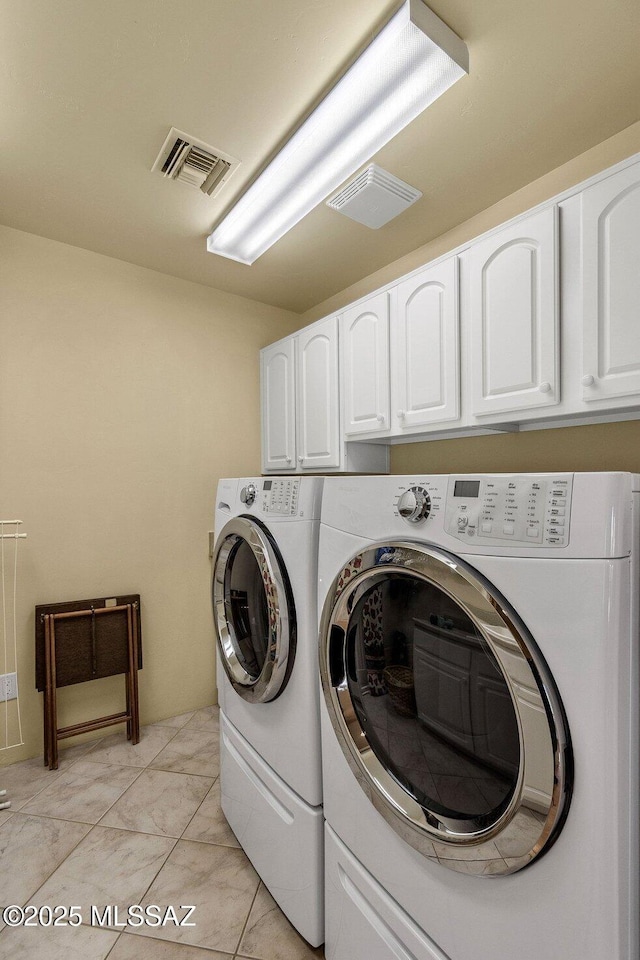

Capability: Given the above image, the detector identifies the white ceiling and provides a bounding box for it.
[1,0,639,313]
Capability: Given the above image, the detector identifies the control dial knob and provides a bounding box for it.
[240,483,257,507]
[397,486,431,524]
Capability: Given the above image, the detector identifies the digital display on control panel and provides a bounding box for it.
[454,480,480,498]
[263,480,272,490]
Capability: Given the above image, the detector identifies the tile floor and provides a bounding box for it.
[0,706,324,960]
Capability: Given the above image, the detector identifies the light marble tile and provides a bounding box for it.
[33,825,176,924]
[182,779,239,847]
[58,738,105,765]
[0,756,67,811]
[0,811,13,827]
[184,706,219,732]
[0,814,90,907]
[0,921,118,960]
[85,725,176,768]
[149,727,219,778]
[100,769,213,837]
[150,712,195,729]
[237,883,324,960]
[20,761,141,823]
[128,839,259,953]
[108,933,232,959]
[0,739,104,813]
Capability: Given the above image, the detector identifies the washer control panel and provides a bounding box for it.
[261,478,300,515]
[444,475,573,546]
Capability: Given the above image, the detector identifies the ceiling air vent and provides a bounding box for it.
[152,127,239,197]
[326,164,422,228]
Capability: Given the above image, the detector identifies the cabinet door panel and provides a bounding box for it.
[469,206,559,418]
[582,164,640,402]
[393,257,459,429]
[341,292,390,435]
[261,340,295,472]
[473,676,519,777]
[297,315,340,469]
[414,649,475,754]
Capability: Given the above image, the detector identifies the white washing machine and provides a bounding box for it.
[317,473,639,960]
[212,476,324,946]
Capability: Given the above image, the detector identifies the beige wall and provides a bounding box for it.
[298,119,640,477]
[0,225,299,764]
[391,420,640,475]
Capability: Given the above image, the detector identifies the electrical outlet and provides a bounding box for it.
[0,673,18,702]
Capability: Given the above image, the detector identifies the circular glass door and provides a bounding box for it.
[213,516,296,703]
[320,542,572,876]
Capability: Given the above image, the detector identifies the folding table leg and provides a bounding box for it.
[133,603,140,743]
[49,619,59,771]
[43,616,50,767]
[127,604,140,745]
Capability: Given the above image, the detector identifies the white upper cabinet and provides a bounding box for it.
[469,207,559,419]
[341,291,390,436]
[581,163,640,403]
[392,256,459,431]
[296,315,340,470]
[262,155,640,456]
[261,338,296,472]
[260,319,388,474]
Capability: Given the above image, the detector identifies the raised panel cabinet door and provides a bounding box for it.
[413,648,475,755]
[260,338,296,472]
[581,163,640,403]
[392,256,459,430]
[469,206,559,418]
[341,291,390,436]
[296,315,340,470]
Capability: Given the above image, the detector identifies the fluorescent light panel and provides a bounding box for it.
[207,0,468,265]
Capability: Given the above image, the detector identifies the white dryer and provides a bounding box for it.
[318,473,639,960]
[212,476,324,946]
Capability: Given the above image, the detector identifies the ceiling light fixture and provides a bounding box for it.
[206,0,468,266]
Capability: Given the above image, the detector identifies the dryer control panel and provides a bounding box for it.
[444,475,573,546]
[261,478,300,515]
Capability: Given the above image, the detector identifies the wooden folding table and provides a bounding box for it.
[35,594,142,770]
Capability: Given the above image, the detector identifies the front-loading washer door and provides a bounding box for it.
[320,541,573,876]
[213,516,296,703]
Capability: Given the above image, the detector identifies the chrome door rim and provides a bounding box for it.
[319,541,572,876]
[213,516,295,703]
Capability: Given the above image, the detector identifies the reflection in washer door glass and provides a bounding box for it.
[225,539,269,679]
[346,574,520,824]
